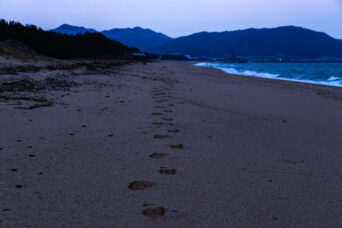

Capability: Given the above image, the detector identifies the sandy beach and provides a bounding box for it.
[1,59,342,227]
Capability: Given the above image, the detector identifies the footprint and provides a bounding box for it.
[151,113,163,116]
[153,135,170,139]
[169,144,184,149]
[156,99,168,103]
[150,153,169,159]
[152,122,166,126]
[159,167,177,175]
[168,129,179,133]
[142,207,167,219]
[128,181,154,191]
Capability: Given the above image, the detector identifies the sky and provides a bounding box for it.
[1,0,342,38]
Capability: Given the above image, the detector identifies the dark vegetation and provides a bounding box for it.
[0,20,139,59]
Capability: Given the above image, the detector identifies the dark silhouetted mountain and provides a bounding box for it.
[52,25,172,51]
[102,27,172,51]
[152,26,342,59]
[0,20,139,59]
[51,24,97,35]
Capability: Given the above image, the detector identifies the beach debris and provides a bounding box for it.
[17,100,53,109]
[128,181,154,191]
[0,77,77,92]
[0,95,53,109]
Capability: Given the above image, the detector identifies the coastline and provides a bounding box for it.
[195,62,342,88]
[1,60,342,227]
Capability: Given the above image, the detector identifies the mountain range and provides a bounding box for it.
[51,24,342,59]
[152,26,342,59]
[51,25,171,51]
[102,27,172,51]
[51,24,97,35]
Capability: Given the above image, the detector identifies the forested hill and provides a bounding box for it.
[0,20,139,59]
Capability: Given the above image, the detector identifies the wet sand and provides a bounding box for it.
[0,60,342,227]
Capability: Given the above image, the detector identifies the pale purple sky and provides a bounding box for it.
[1,0,342,38]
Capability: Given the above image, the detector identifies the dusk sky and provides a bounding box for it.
[1,0,342,38]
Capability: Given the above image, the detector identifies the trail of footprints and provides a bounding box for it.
[129,81,184,219]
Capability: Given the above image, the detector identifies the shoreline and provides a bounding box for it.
[195,61,342,88]
[1,60,342,227]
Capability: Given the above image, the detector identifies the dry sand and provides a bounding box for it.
[0,60,342,227]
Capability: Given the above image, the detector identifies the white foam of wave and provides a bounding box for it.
[195,62,342,88]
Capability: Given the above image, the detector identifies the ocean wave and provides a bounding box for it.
[195,62,342,88]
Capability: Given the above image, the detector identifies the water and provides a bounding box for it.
[195,62,342,87]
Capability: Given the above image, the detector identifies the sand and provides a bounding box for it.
[0,60,342,227]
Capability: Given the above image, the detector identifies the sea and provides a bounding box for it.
[195,62,342,88]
